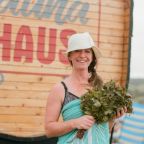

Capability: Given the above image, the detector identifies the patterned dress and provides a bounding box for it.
[57,82,110,144]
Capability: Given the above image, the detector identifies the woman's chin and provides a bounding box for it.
[76,66,88,70]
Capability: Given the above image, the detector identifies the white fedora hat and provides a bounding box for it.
[67,32,101,58]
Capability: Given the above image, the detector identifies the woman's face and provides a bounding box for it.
[68,48,93,70]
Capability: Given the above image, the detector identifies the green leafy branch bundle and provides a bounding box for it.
[76,80,133,139]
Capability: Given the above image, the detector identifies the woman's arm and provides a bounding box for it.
[45,83,76,137]
[45,83,95,138]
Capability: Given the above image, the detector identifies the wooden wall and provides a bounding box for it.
[0,0,132,137]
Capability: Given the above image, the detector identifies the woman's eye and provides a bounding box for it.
[75,50,80,52]
[85,50,91,53]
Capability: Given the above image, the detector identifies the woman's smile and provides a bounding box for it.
[76,58,88,63]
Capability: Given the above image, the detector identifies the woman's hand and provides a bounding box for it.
[73,115,95,130]
[109,107,127,132]
[113,106,127,119]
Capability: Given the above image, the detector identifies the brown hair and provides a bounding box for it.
[88,49,103,88]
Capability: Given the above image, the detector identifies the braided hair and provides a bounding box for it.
[88,49,103,88]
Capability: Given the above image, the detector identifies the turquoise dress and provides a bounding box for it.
[57,99,110,144]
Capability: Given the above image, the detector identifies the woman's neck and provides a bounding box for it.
[70,70,89,85]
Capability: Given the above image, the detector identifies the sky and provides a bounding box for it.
[130,0,144,78]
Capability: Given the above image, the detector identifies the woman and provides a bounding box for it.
[45,32,126,144]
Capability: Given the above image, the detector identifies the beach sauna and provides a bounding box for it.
[0,0,133,143]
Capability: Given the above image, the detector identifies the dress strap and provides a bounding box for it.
[61,81,68,92]
[61,81,68,110]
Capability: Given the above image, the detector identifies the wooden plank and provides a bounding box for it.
[0,107,44,115]
[125,8,130,15]
[101,21,124,30]
[0,123,44,132]
[99,57,123,66]
[124,22,130,30]
[125,16,130,23]
[0,98,46,107]
[124,30,129,37]
[124,36,129,43]
[99,49,123,59]
[102,1,125,8]
[123,59,128,66]
[0,90,49,99]
[0,57,69,69]
[0,81,53,91]
[124,45,129,51]
[101,5,124,15]
[101,14,124,22]
[121,67,128,73]
[99,43,123,51]
[98,65,122,73]
[123,51,129,59]
[0,65,71,75]
[100,27,124,36]
[0,115,44,123]
[2,73,62,83]
[100,35,124,44]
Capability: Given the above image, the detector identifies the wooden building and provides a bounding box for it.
[0,0,133,143]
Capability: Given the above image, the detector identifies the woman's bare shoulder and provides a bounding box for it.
[48,82,65,102]
[51,81,64,92]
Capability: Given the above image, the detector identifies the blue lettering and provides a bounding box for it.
[0,0,90,25]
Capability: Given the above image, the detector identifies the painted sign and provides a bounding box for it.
[0,0,100,76]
